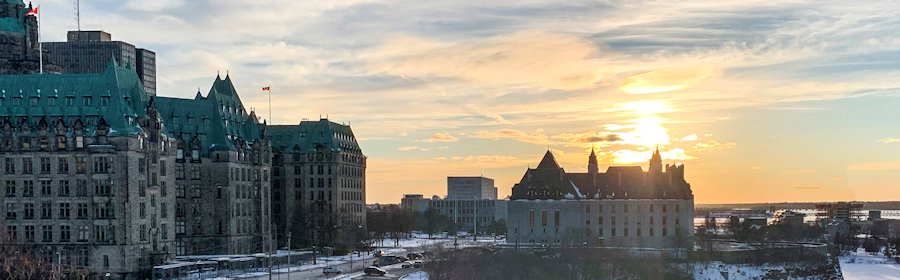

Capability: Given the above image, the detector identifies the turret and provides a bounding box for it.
[588,147,599,174]
[649,146,662,174]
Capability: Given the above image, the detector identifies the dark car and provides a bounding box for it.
[407,253,424,260]
[364,266,387,276]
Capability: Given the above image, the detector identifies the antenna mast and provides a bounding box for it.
[74,0,80,31]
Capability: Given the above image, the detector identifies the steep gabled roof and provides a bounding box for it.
[536,150,560,169]
[270,119,362,155]
[0,58,150,136]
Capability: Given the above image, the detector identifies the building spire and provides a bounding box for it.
[588,146,599,174]
[649,145,663,173]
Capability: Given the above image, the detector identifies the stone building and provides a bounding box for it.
[155,75,272,255]
[44,31,157,96]
[0,61,175,278]
[507,149,695,248]
[269,119,366,247]
[0,0,60,74]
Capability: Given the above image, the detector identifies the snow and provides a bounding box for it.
[840,248,900,280]
[690,262,779,280]
[400,271,430,280]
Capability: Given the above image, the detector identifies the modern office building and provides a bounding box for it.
[447,176,496,200]
[0,61,176,278]
[155,75,272,255]
[44,31,157,96]
[269,119,367,247]
[506,148,695,248]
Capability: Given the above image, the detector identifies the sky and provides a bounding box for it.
[34,0,900,204]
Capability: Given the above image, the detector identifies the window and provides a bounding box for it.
[100,96,109,106]
[176,185,185,198]
[24,203,34,219]
[138,158,146,174]
[40,157,51,174]
[5,180,15,197]
[83,97,92,106]
[75,157,86,173]
[60,225,71,242]
[4,158,14,174]
[42,225,53,242]
[57,136,66,149]
[176,221,185,234]
[161,223,168,240]
[65,97,74,106]
[59,203,70,219]
[175,165,184,178]
[6,225,16,241]
[23,180,34,197]
[22,158,33,174]
[77,225,89,242]
[541,210,547,226]
[161,203,168,218]
[76,203,88,219]
[40,180,51,196]
[5,203,16,219]
[75,136,84,148]
[24,225,35,242]
[585,205,591,213]
[92,157,110,174]
[554,210,560,227]
[75,180,88,196]
[139,203,146,219]
[58,158,69,174]
[159,161,167,176]
[176,149,184,160]
[139,224,147,241]
[103,255,109,268]
[41,202,52,219]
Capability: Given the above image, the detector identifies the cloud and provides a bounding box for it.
[693,140,737,151]
[398,146,429,151]
[680,134,698,141]
[552,131,622,146]
[847,162,900,171]
[619,67,718,94]
[365,30,609,90]
[427,132,459,143]
[470,129,550,145]
[877,138,900,144]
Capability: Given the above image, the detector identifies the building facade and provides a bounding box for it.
[269,119,366,247]
[44,31,156,96]
[0,62,175,278]
[0,1,60,74]
[447,176,496,200]
[507,149,694,248]
[155,75,272,255]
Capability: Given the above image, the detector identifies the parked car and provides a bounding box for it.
[407,253,424,260]
[364,266,387,276]
[413,260,424,268]
[322,267,342,275]
[401,261,414,268]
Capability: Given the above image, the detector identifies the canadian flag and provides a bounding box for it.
[25,7,39,16]
[262,86,270,91]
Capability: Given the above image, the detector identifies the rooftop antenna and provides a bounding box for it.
[74,0,80,31]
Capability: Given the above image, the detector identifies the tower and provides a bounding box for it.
[649,146,663,174]
[588,147,599,174]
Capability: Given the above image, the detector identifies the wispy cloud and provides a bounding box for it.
[427,132,459,143]
[470,129,550,145]
[877,138,900,144]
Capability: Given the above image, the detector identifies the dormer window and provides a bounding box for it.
[83,97,92,106]
[176,148,184,160]
[48,97,56,106]
[100,96,110,106]
[191,149,200,161]
[75,136,84,148]
[12,98,20,106]
[66,97,74,106]
[30,97,38,106]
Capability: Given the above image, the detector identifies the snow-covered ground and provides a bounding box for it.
[400,271,430,280]
[690,262,782,280]
[840,248,900,280]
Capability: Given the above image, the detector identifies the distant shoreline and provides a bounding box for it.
[697,201,900,210]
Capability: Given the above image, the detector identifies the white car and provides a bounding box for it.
[401,261,414,268]
[323,267,342,275]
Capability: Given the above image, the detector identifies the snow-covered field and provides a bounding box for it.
[840,248,900,280]
[400,271,430,280]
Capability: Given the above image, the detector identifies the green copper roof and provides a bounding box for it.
[270,120,361,154]
[156,75,267,155]
[0,59,151,136]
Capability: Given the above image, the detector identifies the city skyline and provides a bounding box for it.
[34,0,900,204]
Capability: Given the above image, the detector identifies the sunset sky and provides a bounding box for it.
[37,0,900,204]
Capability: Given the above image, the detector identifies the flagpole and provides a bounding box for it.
[38,5,42,74]
[268,87,272,124]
